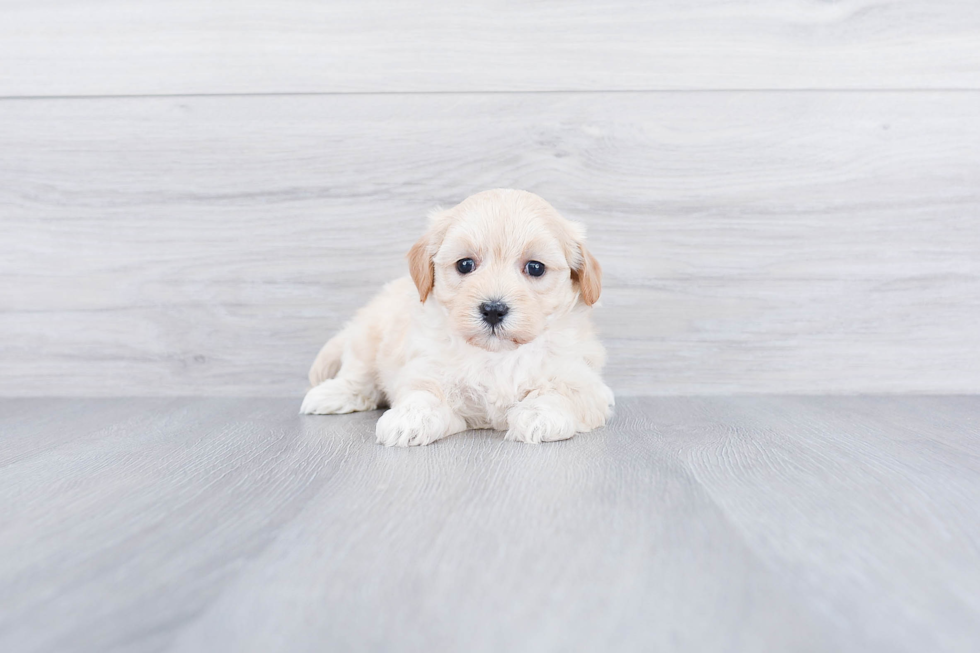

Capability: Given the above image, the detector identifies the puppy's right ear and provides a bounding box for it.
[408,209,455,303]
[407,234,434,302]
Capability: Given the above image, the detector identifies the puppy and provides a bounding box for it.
[300,189,614,446]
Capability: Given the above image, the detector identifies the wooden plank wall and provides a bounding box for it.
[1,1,978,396]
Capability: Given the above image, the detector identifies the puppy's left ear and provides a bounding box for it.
[572,243,602,306]
[407,234,435,303]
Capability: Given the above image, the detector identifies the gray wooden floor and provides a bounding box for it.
[1,397,978,652]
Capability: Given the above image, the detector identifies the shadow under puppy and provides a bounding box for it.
[301,189,614,446]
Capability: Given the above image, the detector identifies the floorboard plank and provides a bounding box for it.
[0,399,370,653]
[2,1,979,95]
[0,398,177,467]
[2,93,978,396]
[653,396,980,652]
[169,398,840,653]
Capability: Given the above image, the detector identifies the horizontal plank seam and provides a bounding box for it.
[0,394,973,399]
[3,88,980,101]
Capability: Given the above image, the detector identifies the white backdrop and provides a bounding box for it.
[1,1,978,396]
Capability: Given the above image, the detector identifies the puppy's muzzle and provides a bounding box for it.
[480,300,509,327]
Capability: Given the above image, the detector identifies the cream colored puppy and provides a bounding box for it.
[300,189,614,446]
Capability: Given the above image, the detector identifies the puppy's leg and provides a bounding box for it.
[506,393,579,443]
[300,376,380,415]
[300,338,382,415]
[506,378,614,444]
[308,331,346,387]
[376,390,467,447]
[303,277,421,416]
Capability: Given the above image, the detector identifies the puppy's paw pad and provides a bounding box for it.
[300,381,375,415]
[376,404,452,447]
[506,405,577,444]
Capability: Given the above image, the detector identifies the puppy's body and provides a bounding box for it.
[301,190,614,446]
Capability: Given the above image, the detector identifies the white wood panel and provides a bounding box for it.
[1,92,979,396]
[2,397,979,651]
[2,1,980,96]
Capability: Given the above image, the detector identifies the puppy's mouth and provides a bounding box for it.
[493,326,532,345]
[465,325,529,351]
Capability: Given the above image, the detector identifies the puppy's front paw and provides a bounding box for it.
[376,394,465,447]
[300,379,377,415]
[506,397,578,444]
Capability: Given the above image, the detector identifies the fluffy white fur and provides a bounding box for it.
[300,189,614,446]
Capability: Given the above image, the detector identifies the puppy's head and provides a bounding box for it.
[407,189,601,351]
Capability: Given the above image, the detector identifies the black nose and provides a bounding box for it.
[480,300,509,326]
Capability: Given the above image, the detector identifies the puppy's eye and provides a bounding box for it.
[524,261,546,277]
[456,258,476,274]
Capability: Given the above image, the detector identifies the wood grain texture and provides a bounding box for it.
[2,1,980,96]
[2,92,978,396]
[0,397,978,652]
